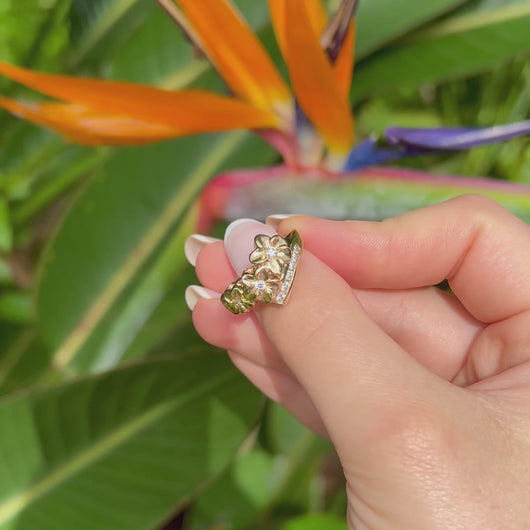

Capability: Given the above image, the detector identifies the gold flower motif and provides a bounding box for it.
[241,267,280,303]
[220,279,256,314]
[249,234,291,276]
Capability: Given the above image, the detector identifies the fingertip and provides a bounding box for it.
[195,240,235,290]
[185,285,219,311]
[184,234,220,266]
[265,214,292,230]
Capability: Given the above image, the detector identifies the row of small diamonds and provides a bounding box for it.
[275,244,301,304]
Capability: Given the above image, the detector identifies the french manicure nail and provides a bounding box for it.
[184,234,220,266]
[223,218,257,243]
[224,219,276,274]
[185,285,219,311]
[265,214,291,230]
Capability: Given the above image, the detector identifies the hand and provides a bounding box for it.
[186,195,530,529]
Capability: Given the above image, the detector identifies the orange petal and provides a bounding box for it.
[173,0,291,114]
[269,0,327,61]
[0,97,181,145]
[268,0,288,59]
[279,0,354,154]
[0,61,280,133]
[270,0,354,98]
[305,0,328,35]
[333,20,356,99]
[0,93,279,146]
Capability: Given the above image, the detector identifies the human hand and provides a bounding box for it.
[185,195,530,529]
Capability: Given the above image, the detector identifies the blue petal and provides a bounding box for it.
[343,121,530,171]
[343,139,408,170]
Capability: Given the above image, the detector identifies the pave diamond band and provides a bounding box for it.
[221,230,302,314]
[275,243,300,305]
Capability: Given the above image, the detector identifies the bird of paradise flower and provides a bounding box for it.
[1,0,530,231]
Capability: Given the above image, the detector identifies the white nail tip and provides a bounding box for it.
[184,234,219,266]
[265,214,291,228]
[185,285,219,311]
[224,218,260,244]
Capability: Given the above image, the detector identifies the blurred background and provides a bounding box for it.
[0,1,529,528]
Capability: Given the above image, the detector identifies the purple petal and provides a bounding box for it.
[343,122,530,171]
[385,121,530,150]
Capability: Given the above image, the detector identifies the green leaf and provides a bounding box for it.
[0,329,52,396]
[187,403,334,530]
[0,0,70,70]
[279,514,347,530]
[67,206,198,372]
[186,448,276,530]
[0,291,32,324]
[36,133,275,373]
[66,0,150,70]
[0,258,11,285]
[266,402,317,457]
[67,0,273,74]
[0,354,262,530]
[121,273,208,361]
[352,2,530,101]
[355,0,468,60]
[0,199,12,252]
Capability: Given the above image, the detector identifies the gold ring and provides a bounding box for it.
[221,230,302,314]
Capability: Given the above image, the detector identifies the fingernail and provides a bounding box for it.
[265,214,291,230]
[224,219,276,274]
[185,285,219,311]
[184,234,220,266]
[223,218,256,243]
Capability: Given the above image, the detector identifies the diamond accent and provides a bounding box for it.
[266,247,277,259]
[275,244,300,305]
[221,231,301,313]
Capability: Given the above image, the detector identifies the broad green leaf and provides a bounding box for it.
[66,0,150,69]
[0,199,12,252]
[37,132,276,373]
[106,4,207,87]
[0,354,262,530]
[0,0,70,71]
[279,514,347,530]
[0,258,11,285]
[10,147,108,227]
[0,330,51,396]
[67,206,198,372]
[186,448,276,530]
[121,272,207,360]
[352,2,530,101]
[266,402,320,457]
[187,406,332,530]
[264,403,333,510]
[67,0,273,73]
[0,291,32,324]
[355,0,468,60]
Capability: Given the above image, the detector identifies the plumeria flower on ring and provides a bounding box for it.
[249,234,292,276]
[220,279,257,315]
[241,267,280,304]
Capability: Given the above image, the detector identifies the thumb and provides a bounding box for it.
[224,219,449,452]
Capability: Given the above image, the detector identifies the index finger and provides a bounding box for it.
[280,195,530,323]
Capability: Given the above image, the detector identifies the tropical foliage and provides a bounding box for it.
[0,0,529,528]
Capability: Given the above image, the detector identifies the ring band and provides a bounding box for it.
[221,230,302,314]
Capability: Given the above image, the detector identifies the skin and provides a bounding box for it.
[189,195,530,529]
